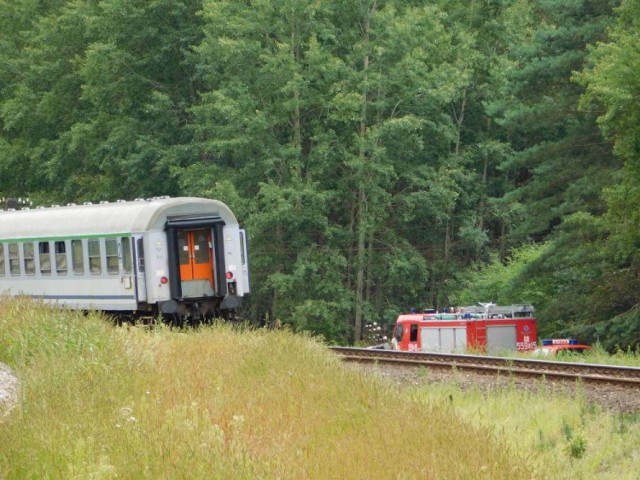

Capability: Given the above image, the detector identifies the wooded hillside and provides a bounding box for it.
[1,0,638,347]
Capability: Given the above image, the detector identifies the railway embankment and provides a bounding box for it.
[334,347,640,412]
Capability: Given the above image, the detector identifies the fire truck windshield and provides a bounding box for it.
[393,324,403,342]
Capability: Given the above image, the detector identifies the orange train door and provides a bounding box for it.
[177,229,215,297]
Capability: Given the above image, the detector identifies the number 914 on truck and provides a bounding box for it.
[391,304,537,354]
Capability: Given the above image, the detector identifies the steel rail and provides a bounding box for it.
[330,347,640,387]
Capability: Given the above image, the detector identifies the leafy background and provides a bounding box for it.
[1,0,638,347]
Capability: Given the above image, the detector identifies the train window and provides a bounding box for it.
[410,324,418,342]
[0,244,4,277]
[239,230,246,266]
[8,243,20,275]
[24,242,35,275]
[194,230,209,263]
[178,231,189,266]
[88,239,101,275]
[39,242,51,276]
[105,239,118,275]
[122,237,132,274]
[55,241,67,275]
[136,238,145,272]
[72,240,84,274]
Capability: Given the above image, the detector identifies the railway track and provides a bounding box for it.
[330,347,640,387]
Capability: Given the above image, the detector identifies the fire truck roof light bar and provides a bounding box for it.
[542,339,578,345]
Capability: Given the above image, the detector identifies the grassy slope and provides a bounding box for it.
[0,298,526,479]
[412,377,640,480]
[2,298,639,479]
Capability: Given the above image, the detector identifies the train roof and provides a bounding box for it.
[0,197,238,241]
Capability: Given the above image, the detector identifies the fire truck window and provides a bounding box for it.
[394,324,403,342]
[410,324,418,342]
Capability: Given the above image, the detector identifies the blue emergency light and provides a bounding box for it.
[542,339,578,346]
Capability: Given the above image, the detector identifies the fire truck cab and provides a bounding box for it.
[392,304,537,354]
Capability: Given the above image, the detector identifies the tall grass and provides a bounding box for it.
[412,374,640,479]
[511,341,640,366]
[0,298,530,479]
[569,342,640,367]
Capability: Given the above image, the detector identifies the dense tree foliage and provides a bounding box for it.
[572,0,640,349]
[469,0,624,336]
[0,0,637,347]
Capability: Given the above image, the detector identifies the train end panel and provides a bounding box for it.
[0,197,250,322]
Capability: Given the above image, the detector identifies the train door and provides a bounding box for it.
[239,229,250,295]
[178,229,215,298]
[133,236,147,302]
[119,237,134,291]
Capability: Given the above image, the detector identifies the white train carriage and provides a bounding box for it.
[0,197,249,319]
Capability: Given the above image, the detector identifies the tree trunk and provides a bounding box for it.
[354,186,367,342]
[353,1,376,343]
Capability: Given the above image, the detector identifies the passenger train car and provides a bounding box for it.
[0,197,249,320]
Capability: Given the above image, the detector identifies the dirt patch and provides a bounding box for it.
[0,362,20,419]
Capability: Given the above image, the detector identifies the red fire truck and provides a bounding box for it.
[391,304,537,354]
